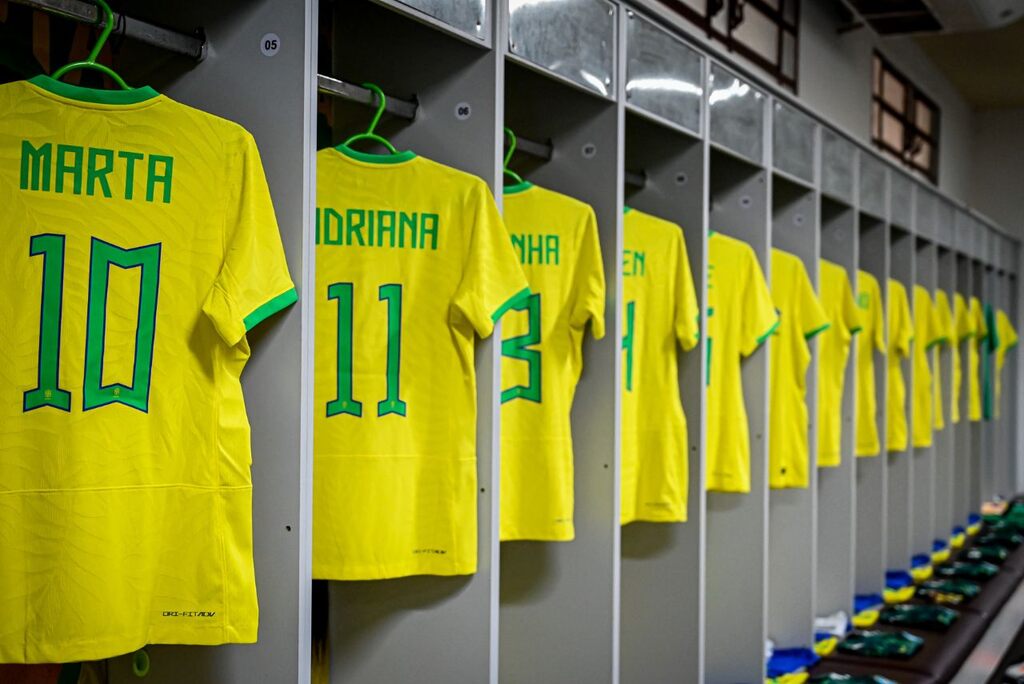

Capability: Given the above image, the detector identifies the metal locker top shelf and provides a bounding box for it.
[890,172,914,229]
[772,101,816,187]
[821,129,855,205]
[507,0,618,99]
[915,186,937,240]
[375,0,491,46]
[708,64,765,165]
[625,8,704,137]
[859,153,887,220]
[935,199,955,248]
[954,210,974,256]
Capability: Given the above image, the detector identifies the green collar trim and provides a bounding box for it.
[623,205,634,214]
[335,144,416,165]
[927,336,950,349]
[504,181,534,195]
[708,229,717,236]
[28,74,159,105]
[805,322,831,340]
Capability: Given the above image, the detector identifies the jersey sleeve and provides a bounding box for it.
[798,264,830,340]
[841,271,862,336]
[1001,311,1019,352]
[872,279,886,353]
[740,247,779,357]
[673,228,700,351]
[890,283,913,358]
[955,294,972,341]
[453,180,531,338]
[933,292,953,346]
[974,299,989,342]
[203,131,297,347]
[569,206,606,340]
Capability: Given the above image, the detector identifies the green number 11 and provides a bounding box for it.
[623,300,636,391]
[327,282,407,418]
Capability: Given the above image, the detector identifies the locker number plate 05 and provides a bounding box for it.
[261,33,281,57]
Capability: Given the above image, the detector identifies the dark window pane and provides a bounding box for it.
[882,71,906,111]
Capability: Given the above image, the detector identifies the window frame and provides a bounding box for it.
[871,51,941,183]
[658,0,801,92]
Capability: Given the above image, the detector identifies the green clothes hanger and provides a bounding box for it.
[341,82,399,154]
[51,0,131,90]
[503,127,525,185]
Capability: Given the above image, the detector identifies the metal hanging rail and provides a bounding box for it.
[317,74,418,120]
[10,0,206,61]
[624,170,646,189]
[513,135,552,161]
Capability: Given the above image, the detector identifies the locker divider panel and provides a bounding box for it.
[912,236,936,558]
[705,81,771,681]
[619,109,707,682]
[498,56,622,684]
[768,171,821,651]
[102,1,315,681]
[818,195,858,618]
[326,3,503,682]
[954,252,973,529]
[935,245,956,546]
[887,226,915,572]
[854,212,890,596]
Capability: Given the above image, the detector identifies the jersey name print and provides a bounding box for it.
[768,249,829,488]
[706,232,778,493]
[1,77,296,663]
[817,260,861,467]
[499,182,605,542]
[313,146,528,580]
[621,208,699,523]
[855,271,886,457]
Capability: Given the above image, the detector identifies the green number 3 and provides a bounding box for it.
[327,282,407,418]
[24,233,161,414]
[501,293,542,403]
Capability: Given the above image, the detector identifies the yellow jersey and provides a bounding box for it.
[886,279,914,452]
[817,260,862,467]
[968,296,987,421]
[499,182,606,541]
[951,293,972,423]
[313,146,529,580]
[0,77,297,662]
[855,271,886,456]
[768,250,829,488]
[931,290,953,430]
[911,286,941,448]
[707,233,778,493]
[620,209,700,523]
[994,309,1018,418]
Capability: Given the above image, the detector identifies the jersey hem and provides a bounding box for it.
[621,512,687,525]
[312,562,477,581]
[500,531,575,542]
[27,75,161,106]
[243,287,298,332]
[491,287,532,323]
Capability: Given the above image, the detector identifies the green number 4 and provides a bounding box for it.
[622,300,636,392]
[24,233,162,414]
[501,293,542,403]
[327,282,407,418]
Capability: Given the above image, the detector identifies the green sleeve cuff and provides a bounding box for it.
[755,318,781,346]
[491,287,532,322]
[926,336,950,349]
[849,326,863,335]
[805,323,831,340]
[243,287,298,331]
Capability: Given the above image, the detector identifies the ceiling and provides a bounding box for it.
[914,17,1024,108]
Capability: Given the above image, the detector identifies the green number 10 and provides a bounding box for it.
[24,233,162,414]
[327,282,407,418]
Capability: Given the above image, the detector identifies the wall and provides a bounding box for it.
[637,0,976,204]
[969,107,1024,235]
